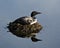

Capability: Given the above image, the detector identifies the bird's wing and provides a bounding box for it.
[13,16,31,25]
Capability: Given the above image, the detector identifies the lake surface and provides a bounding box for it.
[0,0,60,48]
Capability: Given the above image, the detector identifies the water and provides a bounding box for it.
[0,0,60,48]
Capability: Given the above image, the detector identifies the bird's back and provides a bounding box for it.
[13,16,36,25]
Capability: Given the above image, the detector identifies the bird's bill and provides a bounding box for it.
[37,12,42,14]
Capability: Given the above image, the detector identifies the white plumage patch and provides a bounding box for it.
[30,19,37,25]
[23,16,37,25]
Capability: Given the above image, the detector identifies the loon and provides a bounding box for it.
[13,11,41,25]
[7,11,43,42]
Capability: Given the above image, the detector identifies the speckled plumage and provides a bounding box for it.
[7,22,42,38]
[7,11,43,42]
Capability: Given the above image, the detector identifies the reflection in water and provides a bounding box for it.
[7,11,43,42]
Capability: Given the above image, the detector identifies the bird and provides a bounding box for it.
[7,11,43,42]
[13,11,41,25]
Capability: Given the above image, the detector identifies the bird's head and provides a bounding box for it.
[31,11,42,17]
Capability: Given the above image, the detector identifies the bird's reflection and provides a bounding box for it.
[7,11,43,42]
